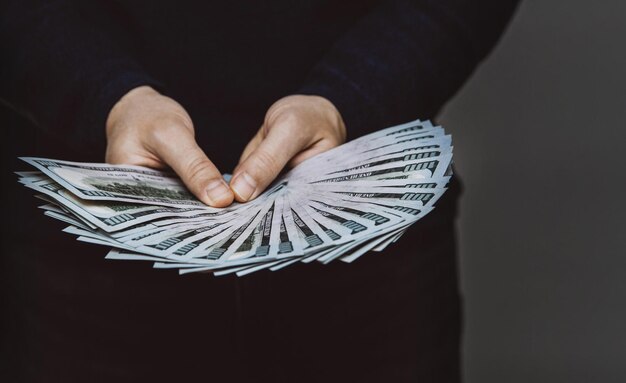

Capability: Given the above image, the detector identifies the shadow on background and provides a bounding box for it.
[439,0,626,381]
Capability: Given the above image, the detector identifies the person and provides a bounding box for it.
[0,1,519,381]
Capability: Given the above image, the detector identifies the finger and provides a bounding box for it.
[151,128,234,207]
[230,126,306,202]
[238,127,265,165]
[232,127,265,177]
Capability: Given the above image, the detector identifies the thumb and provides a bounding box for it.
[153,130,234,207]
[230,125,305,202]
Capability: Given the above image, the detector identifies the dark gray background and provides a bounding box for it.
[438,0,626,381]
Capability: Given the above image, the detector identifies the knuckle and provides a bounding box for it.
[327,134,344,147]
[267,112,305,140]
[105,148,129,164]
[105,147,149,166]
[252,149,280,176]
[275,107,300,124]
[266,101,299,126]
[106,154,122,164]
[185,156,215,186]
[148,119,192,147]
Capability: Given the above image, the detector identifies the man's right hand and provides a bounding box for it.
[105,86,234,207]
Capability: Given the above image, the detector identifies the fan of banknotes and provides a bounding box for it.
[16,119,452,276]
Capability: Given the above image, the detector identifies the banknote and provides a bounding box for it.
[17,118,453,276]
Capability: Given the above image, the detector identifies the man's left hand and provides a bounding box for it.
[230,95,346,202]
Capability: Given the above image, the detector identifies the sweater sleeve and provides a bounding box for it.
[0,0,162,152]
[298,0,520,138]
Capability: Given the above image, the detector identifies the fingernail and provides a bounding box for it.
[205,179,232,205]
[231,172,256,201]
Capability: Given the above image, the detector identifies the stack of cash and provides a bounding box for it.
[17,119,452,276]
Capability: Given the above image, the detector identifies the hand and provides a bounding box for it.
[105,86,235,207]
[230,95,346,202]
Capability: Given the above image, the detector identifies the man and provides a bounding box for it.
[0,1,519,381]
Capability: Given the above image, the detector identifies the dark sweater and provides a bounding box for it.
[0,3,522,380]
[0,0,518,168]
